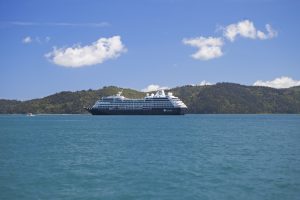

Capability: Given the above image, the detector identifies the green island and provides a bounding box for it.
[1,83,300,114]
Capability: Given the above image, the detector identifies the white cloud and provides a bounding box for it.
[223,20,277,41]
[253,76,300,88]
[45,35,126,68]
[142,84,170,92]
[256,24,277,40]
[22,36,32,44]
[22,36,50,44]
[197,80,213,86]
[183,37,224,60]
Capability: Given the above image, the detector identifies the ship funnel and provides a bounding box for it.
[155,90,165,97]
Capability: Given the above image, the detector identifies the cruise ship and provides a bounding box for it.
[85,90,187,115]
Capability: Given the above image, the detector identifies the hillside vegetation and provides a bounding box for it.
[1,83,300,114]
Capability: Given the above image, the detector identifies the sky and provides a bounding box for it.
[0,0,300,100]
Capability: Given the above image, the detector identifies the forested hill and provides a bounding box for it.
[171,83,300,113]
[1,83,300,114]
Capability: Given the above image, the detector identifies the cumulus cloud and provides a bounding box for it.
[256,24,277,40]
[183,37,224,60]
[45,35,126,67]
[22,36,32,44]
[253,76,300,89]
[223,20,277,42]
[142,84,170,92]
[197,80,213,86]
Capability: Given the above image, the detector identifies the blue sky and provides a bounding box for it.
[0,0,300,100]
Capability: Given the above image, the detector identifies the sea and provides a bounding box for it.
[0,114,299,200]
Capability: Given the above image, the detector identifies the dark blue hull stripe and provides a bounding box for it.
[86,108,186,115]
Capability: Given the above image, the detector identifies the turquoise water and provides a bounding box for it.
[0,114,299,199]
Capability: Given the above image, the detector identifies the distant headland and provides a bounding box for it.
[1,83,300,114]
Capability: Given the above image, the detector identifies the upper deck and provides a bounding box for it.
[94,90,187,109]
